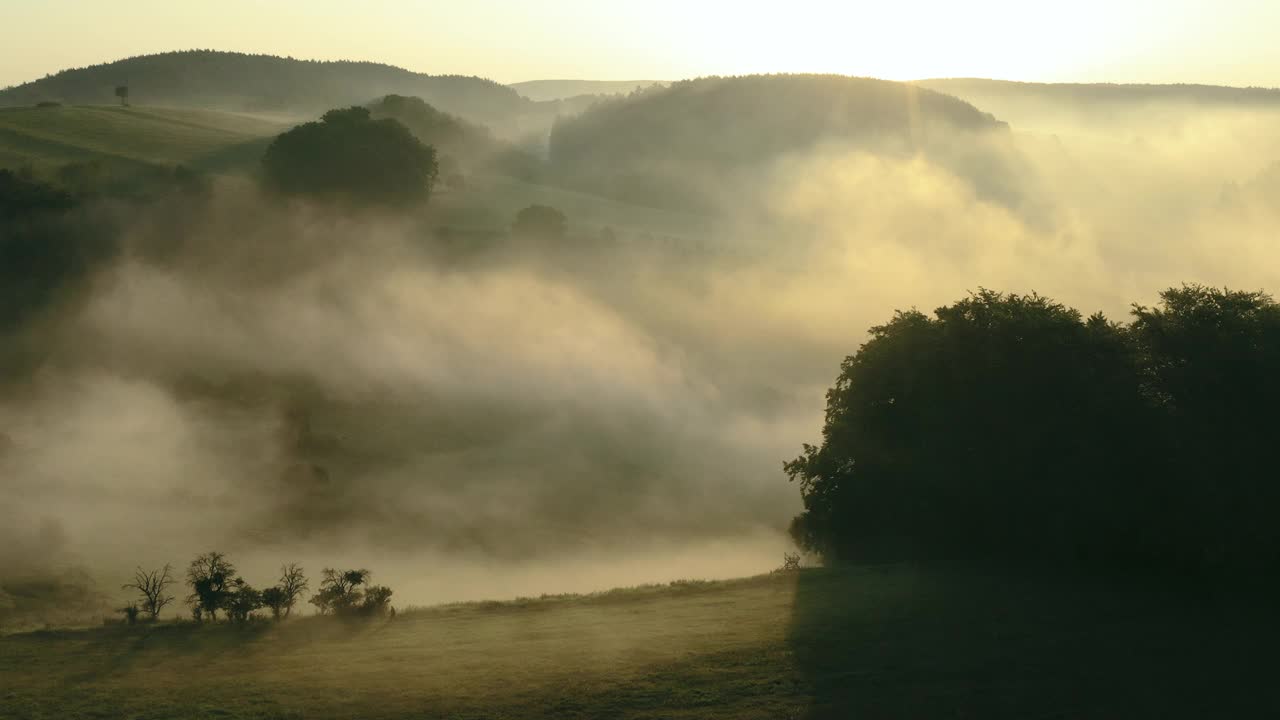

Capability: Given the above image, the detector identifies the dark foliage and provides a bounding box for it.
[224,578,263,624]
[309,568,393,618]
[788,286,1280,575]
[0,170,117,336]
[259,564,308,620]
[512,205,568,241]
[117,603,140,625]
[185,552,236,622]
[261,107,438,206]
[368,94,542,181]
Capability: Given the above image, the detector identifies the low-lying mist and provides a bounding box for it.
[3,96,1280,629]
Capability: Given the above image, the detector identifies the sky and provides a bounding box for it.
[2,0,1279,89]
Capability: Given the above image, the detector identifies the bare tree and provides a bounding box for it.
[278,563,309,618]
[186,551,235,622]
[122,564,176,620]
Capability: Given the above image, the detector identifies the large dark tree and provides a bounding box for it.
[1129,286,1280,569]
[787,286,1280,574]
[261,106,438,206]
[786,290,1151,567]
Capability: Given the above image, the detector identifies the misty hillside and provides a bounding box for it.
[548,74,1019,212]
[917,78,1280,107]
[0,51,567,132]
[916,78,1280,132]
[8,567,1280,718]
[367,95,542,180]
[510,79,666,101]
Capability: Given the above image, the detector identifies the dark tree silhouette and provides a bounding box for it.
[512,205,567,241]
[260,106,438,206]
[260,564,309,620]
[277,563,308,618]
[260,587,288,621]
[121,565,176,620]
[117,603,140,625]
[787,286,1280,574]
[224,578,263,624]
[309,568,393,618]
[186,552,236,622]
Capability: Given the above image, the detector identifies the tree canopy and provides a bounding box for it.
[0,170,116,337]
[788,286,1280,575]
[260,106,438,206]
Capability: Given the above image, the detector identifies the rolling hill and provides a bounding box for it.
[4,567,1278,718]
[548,74,1019,212]
[0,51,579,134]
[915,78,1280,132]
[0,104,289,176]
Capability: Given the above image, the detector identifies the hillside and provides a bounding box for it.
[548,74,1018,212]
[916,78,1280,132]
[510,79,666,101]
[4,567,1279,718]
[0,104,289,176]
[0,51,573,133]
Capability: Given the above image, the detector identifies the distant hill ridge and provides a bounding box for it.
[916,78,1280,104]
[0,50,535,126]
[509,79,667,102]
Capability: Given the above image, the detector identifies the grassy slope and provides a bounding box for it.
[0,105,290,173]
[4,567,1280,719]
[0,105,710,242]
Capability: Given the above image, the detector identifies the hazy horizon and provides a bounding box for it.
[4,0,1280,90]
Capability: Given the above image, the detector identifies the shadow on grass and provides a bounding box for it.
[190,137,274,175]
[787,565,1280,718]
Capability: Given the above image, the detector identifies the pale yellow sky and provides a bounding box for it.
[2,0,1278,89]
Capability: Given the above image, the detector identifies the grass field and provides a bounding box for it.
[0,105,293,175]
[4,566,1279,719]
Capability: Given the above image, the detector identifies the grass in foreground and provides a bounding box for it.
[4,567,1280,719]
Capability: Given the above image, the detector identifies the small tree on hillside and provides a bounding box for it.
[225,578,264,624]
[261,587,288,621]
[122,564,176,620]
[309,568,369,616]
[186,552,236,622]
[309,568,392,617]
[512,205,567,241]
[277,563,308,618]
[117,603,140,626]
